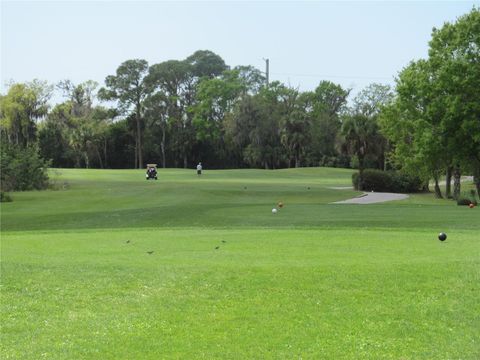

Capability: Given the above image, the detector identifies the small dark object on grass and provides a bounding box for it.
[244,186,247,190]
[438,233,447,241]
[307,187,310,190]
[222,240,226,243]
[215,246,220,250]
[126,240,130,244]
[147,251,154,254]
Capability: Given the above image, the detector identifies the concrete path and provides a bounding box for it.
[328,186,354,190]
[332,191,409,204]
[331,175,473,205]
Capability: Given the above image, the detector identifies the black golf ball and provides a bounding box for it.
[438,232,447,241]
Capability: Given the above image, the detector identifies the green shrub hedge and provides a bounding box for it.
[457,197,478,206]
[457,190,478,206]
[0,191,13,202]
[0,144,50,192]
[352,169,424,193]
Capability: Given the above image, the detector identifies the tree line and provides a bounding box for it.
[1,8,478,200]
[1,51,392,171]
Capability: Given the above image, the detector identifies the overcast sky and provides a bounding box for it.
[1,0,479,103]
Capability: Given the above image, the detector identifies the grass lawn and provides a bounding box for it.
[1,168,479,359]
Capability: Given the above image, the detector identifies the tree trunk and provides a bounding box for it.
[161,126,166,169]
[183,154,187,169]
[453,165,461,200]
[473,163,480,199]
[422,181,429,192]
[84,152,89,169]
[295,156,300,168]
[74,155,81,168]
[95,146,104,169]
[358,155,365,190]
[445,166,452,198]
[383,140,389,171]
[136,116,143,169]
[475,176,480,200]
[103,139,107,169]
[433,175,443,198]
[134,139,138,169]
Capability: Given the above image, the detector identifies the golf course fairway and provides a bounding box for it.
[1,168,479,359]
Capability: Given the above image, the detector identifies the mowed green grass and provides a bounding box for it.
[1,168,479,359]
[2,168,479,231]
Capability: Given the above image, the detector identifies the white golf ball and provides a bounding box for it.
[272,208,277,214]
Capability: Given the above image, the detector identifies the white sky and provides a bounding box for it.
[1,0,479,104]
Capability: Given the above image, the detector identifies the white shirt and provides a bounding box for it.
[197,164,202,171]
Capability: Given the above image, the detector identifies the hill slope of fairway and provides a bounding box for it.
[1,167,478,231]
[1,168,479,359]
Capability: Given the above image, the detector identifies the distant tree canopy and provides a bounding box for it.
[1,8,479,201]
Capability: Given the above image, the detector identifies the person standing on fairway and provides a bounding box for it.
[196,162,202,176]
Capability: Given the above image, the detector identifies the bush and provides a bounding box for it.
[354,169,393,192]
[352,172,359,190]
[457,191,478,206]
[352,169,424,193]
[391,172,425,193]
[0,191,13,202]
[457,198,478,206]
[0,144,50,192]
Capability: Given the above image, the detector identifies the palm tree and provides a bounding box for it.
[341,114,383,189]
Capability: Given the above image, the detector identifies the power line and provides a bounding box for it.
[270,72,393,81]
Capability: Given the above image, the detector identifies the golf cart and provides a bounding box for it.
[146,164,158,180]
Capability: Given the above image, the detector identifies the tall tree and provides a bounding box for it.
[144,92,169,168]
[38,102,74,167]
[281,104,311,168]
[341,113,384,187]
[58,80,98,117]
[304,81,350,162]
[191,68,252,166]
[380,60,447,198]
[428,8,480,198]
[98,59,150,168]
[352,83,394,117]
[0,80,52,147]
[351,83,393,170]
[380,8,480,198]
[146,59,193,168]
[228,82,291,169]
[185,50,228,79]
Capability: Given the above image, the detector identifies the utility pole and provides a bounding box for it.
[263,58,269,87]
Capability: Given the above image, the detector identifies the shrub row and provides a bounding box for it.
[352,169,424,193]
[0,191,13,202]
[457,190,478,206]
[0,144,50,192]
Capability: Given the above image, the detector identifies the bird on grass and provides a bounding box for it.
[147,251,154,255]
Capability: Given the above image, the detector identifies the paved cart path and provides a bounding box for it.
[331,175,475,204]
[332,191,409,204]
